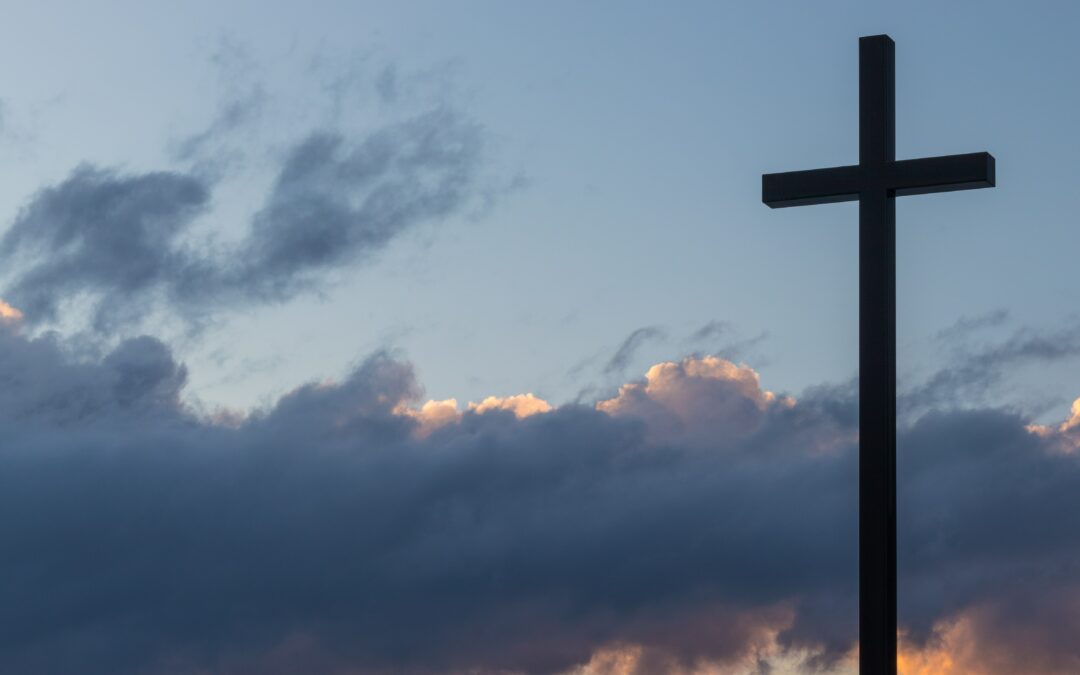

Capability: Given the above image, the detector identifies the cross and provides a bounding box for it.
[762,35,994,674]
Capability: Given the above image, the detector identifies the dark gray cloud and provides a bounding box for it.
[171,85,266,164]
[238,109,482,302]
[0,167,211,331]
[934,307,1010,342]
[687,319,730,343]
[684,321,767,365]
[902,323,1080,412]
[0,329,187,425]
[0,107,487,331]
[602,325,666,375]
[0,323,1078,673]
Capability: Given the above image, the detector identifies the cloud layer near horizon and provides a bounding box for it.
[1,319,1078,674]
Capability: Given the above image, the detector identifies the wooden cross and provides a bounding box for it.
[762,35,995,674]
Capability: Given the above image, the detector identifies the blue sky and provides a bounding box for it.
[0,0,1073,416]
[1,3,1080,673]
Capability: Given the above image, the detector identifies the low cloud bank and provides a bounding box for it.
[0,320,1078,674]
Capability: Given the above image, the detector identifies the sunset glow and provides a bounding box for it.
[0,3,1076,673]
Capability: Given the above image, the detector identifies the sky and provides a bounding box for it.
[0,1,1079,673]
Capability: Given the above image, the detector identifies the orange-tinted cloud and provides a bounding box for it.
[468,392,552,418]
[0,299,23,324]
[596,355,793,445]
[397,398,462,437]
[1062,398,1080,430]
[397,393,552,438]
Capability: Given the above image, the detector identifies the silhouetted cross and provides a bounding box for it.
[761,35,994,674]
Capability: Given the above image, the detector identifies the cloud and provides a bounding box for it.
[933,308,1010,342]
[0,166,211,331]
[235,108,483,303]
[902,322,1080,413]
[0,44,501,336]
[171,85,266,165]
[468,392,552,418]
[399,393,552,438]
[2,350,843,674]
[400,397,462,437]
[603,326,666,375]
[1059,398,1080,435]
[597,355,797,446]
[170,37,267,166]
[684,320,768,364]
[0,298,22,323]
[688,320,730,343]
[0,324,1078,673]
[0,106,488,332]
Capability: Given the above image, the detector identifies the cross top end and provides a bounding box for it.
[761,34,994,209]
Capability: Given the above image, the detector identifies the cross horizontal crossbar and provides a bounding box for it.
[762,151,995,208]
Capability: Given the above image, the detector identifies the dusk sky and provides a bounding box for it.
[1,1,1079,673]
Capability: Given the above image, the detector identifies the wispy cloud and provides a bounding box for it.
[0,52,504,335]
[902,322,1080,412]
[603,325,666,375]
[933,308,1010,342]
[687,319,730,343]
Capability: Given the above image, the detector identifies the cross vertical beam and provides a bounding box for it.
[761,34,995,675]
[858,35,897,674]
